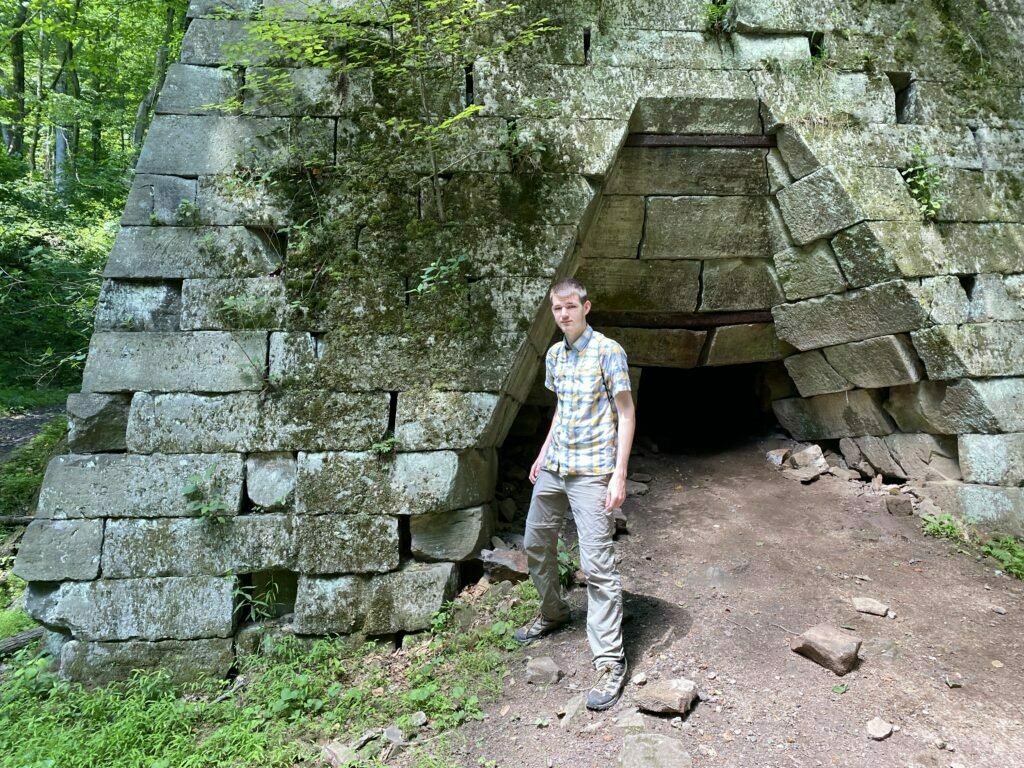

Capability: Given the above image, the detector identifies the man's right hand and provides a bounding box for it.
[529,456,545,484]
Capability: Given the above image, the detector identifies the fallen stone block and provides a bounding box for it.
[886,378,1024,434]
[852,597,889,616]
[885,495,915,516]
[766,448,791,466]
[823,334,924,389]
[635,678,699,715]
[526,656,564,685]
[773,389,896,441]
[784,350,852,397]
[773,280,930,351]
[82,331,267,393]
[59,638,234,685]
[912,322,1024,379]
[866,717,893,741]
[411,505,493,562]
[479,548,529,583]
[790,624,862,675]
[27,576,235,641]
[66,393,131,453]
[36,453,244,519]
[959,433,1024,486]
[13,519,103,582]
[788,444,828,470]
[618,733,693,768]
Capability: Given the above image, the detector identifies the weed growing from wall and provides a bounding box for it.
[901,148,944,221]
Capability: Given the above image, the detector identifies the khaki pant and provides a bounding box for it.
[524,469,624,667]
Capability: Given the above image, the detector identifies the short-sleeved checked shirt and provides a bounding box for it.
[543,325,631,476]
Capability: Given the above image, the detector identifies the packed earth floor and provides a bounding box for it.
[437,435,1024,768]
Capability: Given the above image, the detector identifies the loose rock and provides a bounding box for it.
[993,606,1008,615]
[619,733,693,768]
[626,480,649,496]
[559,693,587,730]
[614,710,646,730]
[636,678,699,715]
[791,624,863,675]
[766,447,791,466]
[866,717,893,740]
[853,597,890,616]
[526,656,564,685]
[885,495,914,516]
[322,742,360,767]
[479,548,529,583]
[629,472,653,483]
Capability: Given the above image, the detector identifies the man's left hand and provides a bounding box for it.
[605,472,626,511]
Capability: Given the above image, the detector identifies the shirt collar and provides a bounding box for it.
[564,324,594,352]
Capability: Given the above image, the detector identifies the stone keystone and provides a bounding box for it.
[791,624,862,675]
[636,678,699,715]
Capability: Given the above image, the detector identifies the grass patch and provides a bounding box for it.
[922,512,1024,580]
[0,580,539,768]
[0,572,34,640]
[0,387,70,418]
[0,415,66,517]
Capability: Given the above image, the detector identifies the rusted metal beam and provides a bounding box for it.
[625,134,776,148]
[589,310,774,329]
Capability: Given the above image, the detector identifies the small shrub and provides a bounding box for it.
[980,536,1024,579]
[921,512,965,541]
[181,466,233,523]
[703,1,735,34]
[901,148,944,220]
[557,538,579,588]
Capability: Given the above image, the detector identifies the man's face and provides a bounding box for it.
[550,291,591,340]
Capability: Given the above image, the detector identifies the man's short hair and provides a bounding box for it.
[550,277,588,302]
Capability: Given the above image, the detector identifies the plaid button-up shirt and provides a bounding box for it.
[543,325,631,476]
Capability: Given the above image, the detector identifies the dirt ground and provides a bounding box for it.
[444,435,1024,768]
[0,407,61,460]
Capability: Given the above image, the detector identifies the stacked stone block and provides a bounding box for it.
[16,0,1024,681]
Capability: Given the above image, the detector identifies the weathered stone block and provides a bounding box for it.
[576,259,701,314]
[137,116,333,176]
[606,148,768,197]
[582,196,644,259]
[629,95,762,135]
[699,258,783,311]
[597,327,706,369]
[757,70,894,131]
[592,29,726,69]
[102,515,293,578]
[924,483,1024,534]
[246,452,296,509]
[121,175,198,226]
[959,434,1024,486]
[105,227,282,279]
[295,514,399,574]
[156,64,240,115]
[187,0,258,18]
[196,175,290,227]
[968,274,1024,322]
[830,222,902,288]
[27,576,235,641]
[935,168,1024,223]
[912,322,1024,379]
[362,562,459,635]
[833,165,921,222]
[775,125,819,180]
[773,390,896,440]
[293,574,364,635]
[180,277,287,330]
[912,276,970,325]
[790,624,862,676]
[733,0,839,33]
[799,124,981,172]
[783,350,852,398]
[766,148,793,193]
[823,334,924,389]
[776,166,861,245]
[704,323,793,367]
[127,391,388,453]
[643,196,771,261]
[410,505,493,562]
[426,173,593,227]
[82,331,267,393]
[515,118,626,177]
[244,67,364,117]
[772,281,930,351]
[179,19,258,66]
[732,33,810,67]
[14,520,103,581]
[884,433,961,481]
[937,223,1024,275]
[36,453,244,519]
[66,393,131,452]
[886,379,1024,434]
[59,638,235,685]
[773,241,847,301]
[296,450,496,516]
[94,281,181,332]
[395,391,500,451]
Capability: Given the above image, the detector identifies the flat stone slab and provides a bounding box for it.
[94,281,181,333]
[576,259,701,314]
[619,733,692,768]
[36,453,244,519]
[14,519,103,581]
[784,350,852,397]
[642,196,771,260]
[791,624,863,675]
[852,597,890,616]
[156,63,239,116]
[699,258,783,312]
[773,281,930,351]
[121,175,198,227]
[866,717,894,741]
[635,677,699,715]
[66,393,131,453]
[773,241,848,301]
[295,514,400,574]
[362,562,459,635]
[180,277,287,330]
[105,227,282,279]
[82,332,267,393]
[27,576,235,641]
[127,391,389,453]
[582,196,644,259]
[606,147,767,196]
[59,638,234,685]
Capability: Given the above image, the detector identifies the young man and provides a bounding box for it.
[514,277,636,711]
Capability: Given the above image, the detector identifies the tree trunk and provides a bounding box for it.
[28,21,47,172]
[8,0,28,157]
[132,5,177,150]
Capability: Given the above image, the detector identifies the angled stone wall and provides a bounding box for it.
[16,0,1024,681]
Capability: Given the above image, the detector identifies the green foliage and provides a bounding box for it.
[921,512,965,541]
[0,386,70,417]
[901,148,944,221]
[181,466,233,524]
[556,538,579,589]
[370,436,402,456]
[0,571,35,640]
[703,1,735,34]
[980,536,1024,579]
[0,580,540,767]
[0,415,67,517]
[407,254,467,296]
[234,580,281,623]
